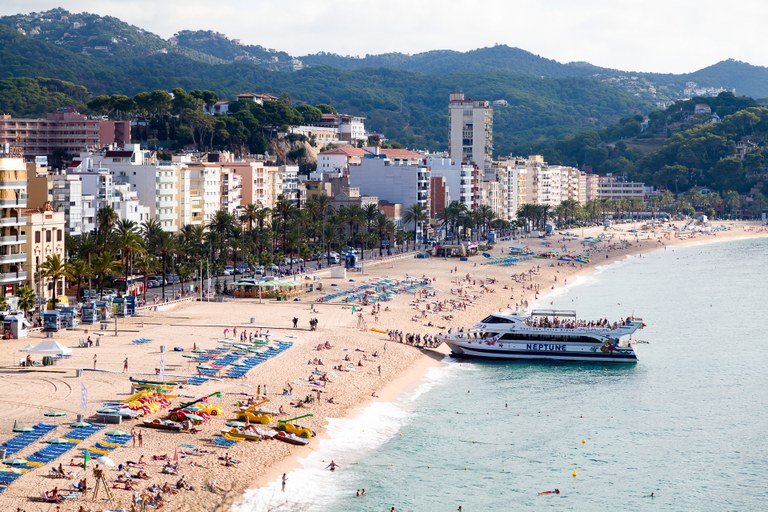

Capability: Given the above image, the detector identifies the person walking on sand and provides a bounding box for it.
[123,357,128,373]
[292,317,299,328]
[281,473,287,491]
[131,429,136,447]
[137,431,143,448]
[93,354,97,370]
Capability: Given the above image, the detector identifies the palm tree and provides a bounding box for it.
[113,220,144,287]
[66,259,91,302]
[474,204,496,240]
[39,254,68,308]
[207,209,235,262]
[517,203,538,231]
[16,286,35,318]
[240,203,259,231]
[90,252,116,299]
[0,294,7,313]
[141,218,164,254]
[272,196,298,266]
[403,203,429,247]
[135,253,158,301]
[95,206,118,252]
[155,231,176,300]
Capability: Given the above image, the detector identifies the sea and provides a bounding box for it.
[234,237,768,512]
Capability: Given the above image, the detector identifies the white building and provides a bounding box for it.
[49,173,96,236]
[425,157,478,209]
[448,92,493,171]
[349,155,431,223]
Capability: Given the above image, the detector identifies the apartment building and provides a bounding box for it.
[349,155,431,225]
[49,172,96,235]
[22,207,66,300]
[0,110,129,160]
[425,157,480,210]
[225,161,273,209]
[597,175,646,200]
[0,150,28,297]
[220,167,243,216]
[448,92,493,171]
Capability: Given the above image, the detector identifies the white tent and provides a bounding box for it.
[22,340,72,356]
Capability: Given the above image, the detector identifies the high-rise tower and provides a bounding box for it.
[448,92,493,171]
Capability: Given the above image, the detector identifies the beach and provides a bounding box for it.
[1,221,766,511]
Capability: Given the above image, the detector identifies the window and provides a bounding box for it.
[46,230,51,242]
[57,229,62,241]
[35,231,40,243]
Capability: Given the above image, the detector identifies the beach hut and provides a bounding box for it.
[125,296,137,315]
[42,310,62,332]
[3,313,30,339]
[81,303,96,324]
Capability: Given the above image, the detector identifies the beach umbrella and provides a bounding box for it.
[12,421,34,433]
[96,455,116,467]
[43,410,66,417]
[184,405,202,411]
[179,443,197,449]
[184,413,204,422]
[226,421,246,428]
[1,467,23,474]
[3,458,28,466]
[46,437,72,444]
[104,430,130,437]
[97,408,118,414]
[70,421,92,428]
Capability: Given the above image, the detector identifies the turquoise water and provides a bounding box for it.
[238,238,768,512]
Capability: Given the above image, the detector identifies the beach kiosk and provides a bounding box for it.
[95,301,111,322]
[113,296,126,317]
[42,310,62,332]
[58,306,78,329]
[81,303,96,324]
[125,295,137,315]
[3,313,30,339]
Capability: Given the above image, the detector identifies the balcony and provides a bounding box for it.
[0,181,26,189]
[0,271,27,284]
[0,216,26,226]
[0,200,26,208]
[0,252,26,264]
[0,235,26,245]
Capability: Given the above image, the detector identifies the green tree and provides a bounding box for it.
[16,286,36,318]
[39,254,68,308]
[403,203,429,246]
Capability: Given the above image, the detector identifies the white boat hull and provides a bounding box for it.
[443,338,637,363]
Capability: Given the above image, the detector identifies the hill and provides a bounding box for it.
[2,8,768,154]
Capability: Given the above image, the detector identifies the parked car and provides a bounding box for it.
[269,263,280,272]
[235,264,250,274]
[223,266,234,276]
[253,265,265,275]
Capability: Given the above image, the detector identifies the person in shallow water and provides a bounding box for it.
[325,460,340,471]
[538,489,560,495]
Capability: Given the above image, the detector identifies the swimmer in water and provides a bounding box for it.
[325,460,340,472]
[538,489,560,495]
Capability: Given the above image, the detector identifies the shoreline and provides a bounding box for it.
[0,221,765,512]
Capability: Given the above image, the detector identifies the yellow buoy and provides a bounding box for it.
[572,469,578,478]
[581,438,586,444]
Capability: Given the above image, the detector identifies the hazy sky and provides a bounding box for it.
[3,0,766,73]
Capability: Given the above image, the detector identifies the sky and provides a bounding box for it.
[2,0,766,74]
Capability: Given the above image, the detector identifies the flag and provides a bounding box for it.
[80,383,88,412]
[83,450,91,471]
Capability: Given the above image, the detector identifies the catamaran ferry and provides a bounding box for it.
[440,309,645,363]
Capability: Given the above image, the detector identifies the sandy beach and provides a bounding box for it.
[1,220,766,512]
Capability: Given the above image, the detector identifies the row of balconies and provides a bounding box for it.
[0,271,27,284]
[0,251,26,264]
[0,234,25,246]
